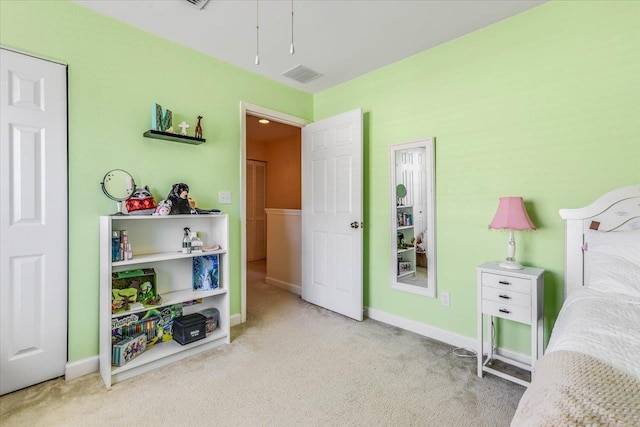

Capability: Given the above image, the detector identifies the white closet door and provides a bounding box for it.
[1,49,68,395]
[253,161,266,260]
[247,161,256,261]
[246,160,266,261]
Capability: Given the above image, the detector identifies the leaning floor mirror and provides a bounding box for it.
[390,138,436,297]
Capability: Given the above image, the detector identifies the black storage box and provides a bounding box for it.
[172,313,206,345]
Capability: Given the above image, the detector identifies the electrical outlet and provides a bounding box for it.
[441,292,450,307]
[218,191,231,204]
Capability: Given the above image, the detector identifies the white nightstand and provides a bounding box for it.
[477,262,544,387]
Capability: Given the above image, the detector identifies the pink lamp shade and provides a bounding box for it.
[488,197,536,231]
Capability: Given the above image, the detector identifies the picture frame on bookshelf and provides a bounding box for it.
[193,254,220,291]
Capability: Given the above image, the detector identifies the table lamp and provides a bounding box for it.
[488,197,536,269]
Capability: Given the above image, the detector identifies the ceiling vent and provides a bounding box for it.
[185,0,209,10]
[281,65,322,84]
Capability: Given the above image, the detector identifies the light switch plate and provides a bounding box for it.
[218,191,231,204]
[441,292,450,307]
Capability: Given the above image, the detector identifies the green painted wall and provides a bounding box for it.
[2,0,638,363]
[0,1,312,362]
[315,1,640,353]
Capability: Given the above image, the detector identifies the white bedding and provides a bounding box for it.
[546,286,640,380]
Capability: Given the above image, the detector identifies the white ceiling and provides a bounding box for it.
[73,0,546,94]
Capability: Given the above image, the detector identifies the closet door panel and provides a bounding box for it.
[246,160,266,262]
[254,161,266,260]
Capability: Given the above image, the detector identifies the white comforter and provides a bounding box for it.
[546,286,640,380]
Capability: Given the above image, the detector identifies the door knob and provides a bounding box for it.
[350,221,360,229]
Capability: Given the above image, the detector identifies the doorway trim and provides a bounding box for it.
[239,102,309,323]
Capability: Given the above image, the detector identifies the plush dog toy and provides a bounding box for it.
[167,183,194,215]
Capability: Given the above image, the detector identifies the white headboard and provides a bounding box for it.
[559,184,640,299]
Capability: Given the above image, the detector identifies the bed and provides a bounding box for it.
[511,184,640,426]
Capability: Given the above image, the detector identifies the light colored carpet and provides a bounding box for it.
[398,266,428,287]
[0,261,525,426]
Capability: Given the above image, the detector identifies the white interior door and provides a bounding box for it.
[0,49,68,395]
[301,109,363,321]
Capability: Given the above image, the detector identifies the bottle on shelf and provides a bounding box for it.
[190,231,203,253]
[182,227,192,254]
[112,231,121,262]
[120,230,128,261]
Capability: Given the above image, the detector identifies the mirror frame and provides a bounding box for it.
[389,138,436,297]
[101,169,136,201]
[101,169,136,216]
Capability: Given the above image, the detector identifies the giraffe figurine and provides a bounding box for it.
[195,116,203,139]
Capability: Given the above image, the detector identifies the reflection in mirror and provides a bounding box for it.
[101,169,136,215]
[390,138,436,297]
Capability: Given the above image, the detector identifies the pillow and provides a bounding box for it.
[585,229,640,297]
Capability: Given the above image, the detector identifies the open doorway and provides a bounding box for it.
[240,104,308,323]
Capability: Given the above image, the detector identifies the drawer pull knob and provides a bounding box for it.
[499,308,511,314]
[499,294,511,300]
[498,281,511,285]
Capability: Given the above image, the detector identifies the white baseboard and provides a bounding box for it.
[65,356,99,380]
[489,345,531,366]
[364,307,530,366]
[265,276,301,296]
[230,313,242,327]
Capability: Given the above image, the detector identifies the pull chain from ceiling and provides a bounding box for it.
[255,0,260,65]
[290,0,295,55]
[255,0,297,64]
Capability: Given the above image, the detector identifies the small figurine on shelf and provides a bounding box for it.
[195,116,203,139]
[167,183,194,215]
[178,121,190,136]
[125,185,156,215]
[153,199,172,216]
[139,281,161,306]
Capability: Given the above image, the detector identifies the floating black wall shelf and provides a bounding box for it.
[143,130,205,145]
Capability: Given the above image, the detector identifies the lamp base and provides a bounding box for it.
[499,259,523,270]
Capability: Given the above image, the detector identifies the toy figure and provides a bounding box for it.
[167,183,194,215]
[153,199,172,216]
[125,185,157,215]
[195,116,203,139]
[139,281,161,306]
[178,121,190,136]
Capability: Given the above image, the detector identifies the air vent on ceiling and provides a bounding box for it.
[185,0,209,10]
[281,65,322,84]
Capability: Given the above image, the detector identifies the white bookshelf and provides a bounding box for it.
[99,214,230,388]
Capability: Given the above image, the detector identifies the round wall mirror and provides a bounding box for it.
[101,169,136,215]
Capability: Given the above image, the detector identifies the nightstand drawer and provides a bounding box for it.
[482,286,531,308]
[481,272,531,294]
[482,300,531,324]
